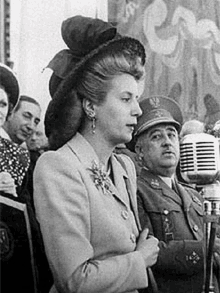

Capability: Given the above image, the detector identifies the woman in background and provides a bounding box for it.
[34,15,159,293]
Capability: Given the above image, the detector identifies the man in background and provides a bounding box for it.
[2,95,41,144]
[133,95,220,293]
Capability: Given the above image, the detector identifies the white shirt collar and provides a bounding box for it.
[158,174,175,188]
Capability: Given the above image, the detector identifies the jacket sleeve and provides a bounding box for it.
[137,189,204,276]
[156,239,204,275]
[34,150,148,293]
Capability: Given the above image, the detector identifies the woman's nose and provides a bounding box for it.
[133,99,143,117]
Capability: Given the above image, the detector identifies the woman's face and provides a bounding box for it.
[0,88,9,127]
[94,73,142,147]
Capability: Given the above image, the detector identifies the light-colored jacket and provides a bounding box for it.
[34,133,148,293]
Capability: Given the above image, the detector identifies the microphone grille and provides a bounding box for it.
[180,133,219,184]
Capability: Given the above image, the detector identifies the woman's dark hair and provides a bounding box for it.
[46,45,145,150]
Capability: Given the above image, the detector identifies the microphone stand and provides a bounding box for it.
[179,132,220,292]
[201,182,220,293]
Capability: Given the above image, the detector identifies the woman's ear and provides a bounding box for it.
[82,99,95,118]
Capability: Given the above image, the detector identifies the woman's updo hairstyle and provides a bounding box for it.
[45,16,146,150]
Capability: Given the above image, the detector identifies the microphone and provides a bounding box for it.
[180,132,220,293]
[179,133,220,186]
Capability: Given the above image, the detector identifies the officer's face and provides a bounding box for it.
[136,123,180,177]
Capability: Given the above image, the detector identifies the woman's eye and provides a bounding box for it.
[122,96,130,102]
[121,93,132,102]
[0,101,7,107]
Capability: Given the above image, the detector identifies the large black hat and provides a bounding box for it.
[45,15,146,140]
[0,63,19,108]
[47,15,146,97]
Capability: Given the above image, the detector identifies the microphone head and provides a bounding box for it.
[179,133,220,185]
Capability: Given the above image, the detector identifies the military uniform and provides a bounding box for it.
[131,95,220,293]
[137,168,220,293]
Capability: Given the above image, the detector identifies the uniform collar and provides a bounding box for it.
[141,167,175,188]
[140,168,182,205]
[158,175,175,188]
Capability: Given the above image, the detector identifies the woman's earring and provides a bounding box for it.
[92,117,96,134]
[87,111,96,134]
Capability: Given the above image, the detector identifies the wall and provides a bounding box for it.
[10,0,108,115]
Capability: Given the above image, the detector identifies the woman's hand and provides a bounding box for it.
[0,172,17,197]
[136,228,160,268]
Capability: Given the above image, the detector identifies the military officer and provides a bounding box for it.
[133,95,220,293]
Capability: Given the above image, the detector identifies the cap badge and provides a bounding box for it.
[149,97,160,108]
[154,110,165,118]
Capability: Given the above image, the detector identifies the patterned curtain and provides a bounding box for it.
[109,0,220,128]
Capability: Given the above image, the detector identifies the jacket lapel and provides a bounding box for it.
[67,134,129,207]
[110,155,130,207]
[67,132,100,167]
[175,181,192,210]
[113,155,141,230]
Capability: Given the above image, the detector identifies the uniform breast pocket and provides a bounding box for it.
[190,201,204,229]
[147,205,182,242]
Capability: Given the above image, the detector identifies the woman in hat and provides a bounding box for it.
[34,15,159,293]
[0,63,30,196]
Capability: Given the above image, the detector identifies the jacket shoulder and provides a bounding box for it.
[114,153,136,177]
[178,181,204,203]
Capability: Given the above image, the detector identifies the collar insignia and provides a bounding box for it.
[150,179,160,188]
[192,195,202,206]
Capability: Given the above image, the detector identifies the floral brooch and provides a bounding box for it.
[88,160,111,194]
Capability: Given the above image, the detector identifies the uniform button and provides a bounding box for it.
[164,209,169,215]
[130,233,136,243]
[121,210,128,220]
[193,225,198,232]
